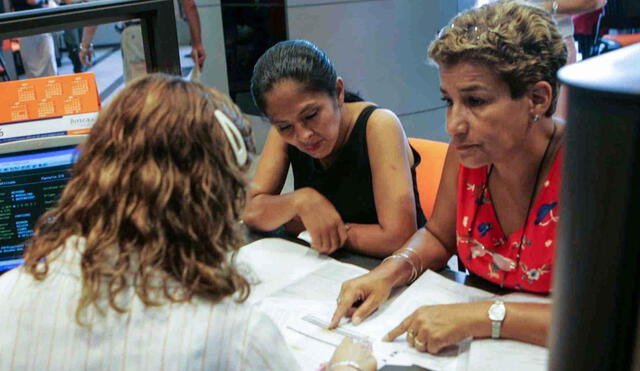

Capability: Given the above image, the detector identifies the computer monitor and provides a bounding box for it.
[0,135,86,273]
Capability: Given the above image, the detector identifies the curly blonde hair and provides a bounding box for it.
[428,0,567,116]
[23,73,255,324]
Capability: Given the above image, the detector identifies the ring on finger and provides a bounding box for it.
[414,338,425,348]
[407,329,415,337]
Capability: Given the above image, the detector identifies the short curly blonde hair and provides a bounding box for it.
[428,0,567,116]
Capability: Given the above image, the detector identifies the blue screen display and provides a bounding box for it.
[0,146,79,272]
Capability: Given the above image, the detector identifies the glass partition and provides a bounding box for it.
[0,0,181,98]
[221,0,286,114]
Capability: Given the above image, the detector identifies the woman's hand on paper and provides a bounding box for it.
[328,337,377,371]
[294,187,348,254]
[329,270,395,329]
[383,303,487,354]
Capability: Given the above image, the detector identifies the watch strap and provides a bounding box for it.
[491,320,501,339]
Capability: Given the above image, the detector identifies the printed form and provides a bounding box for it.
[238,238,550,371]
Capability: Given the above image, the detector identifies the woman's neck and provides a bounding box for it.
[318,103,356,168]
[491,117,563,193]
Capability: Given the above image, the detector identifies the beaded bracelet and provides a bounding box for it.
[327,360,363,371]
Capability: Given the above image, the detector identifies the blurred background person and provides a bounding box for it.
[62,27,84,73]
[10,0,57,77]
[533,0,607,63]
[58,0,84,73]
[78,0,205,83]
[573,7,607,59]
[476,0,607,119]
[531,0,607,118]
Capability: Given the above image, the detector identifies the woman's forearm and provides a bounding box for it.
[345,223,416,257]
[501,302,550,346]
[81,25,98,48]
[405,227,453,275]
[181,0,202,46]
[368,227,453,288]
[470,302,551,346]
[242,192,300,231]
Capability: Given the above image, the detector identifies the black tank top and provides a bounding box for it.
[288,105,426,227]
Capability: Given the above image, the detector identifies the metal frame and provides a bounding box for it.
[0,0,181,76]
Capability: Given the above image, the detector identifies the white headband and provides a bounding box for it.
[214,110,248,166]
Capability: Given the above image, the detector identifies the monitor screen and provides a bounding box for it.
[0,145,80,272]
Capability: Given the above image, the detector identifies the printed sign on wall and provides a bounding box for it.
[0,73,100,142]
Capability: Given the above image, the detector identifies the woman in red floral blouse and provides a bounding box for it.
[330,0,568,353]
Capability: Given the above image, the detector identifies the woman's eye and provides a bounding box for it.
[277,125,292,132]
[304,111,318,121]
[468,97,486,107]
[440,97,453,107]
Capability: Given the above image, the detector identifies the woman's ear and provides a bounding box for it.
[528,81,553,117]
[336,77,345,106]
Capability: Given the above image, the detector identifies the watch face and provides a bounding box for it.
[489,302,506,321]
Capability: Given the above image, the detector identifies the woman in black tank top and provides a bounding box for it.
[243,40,425,257]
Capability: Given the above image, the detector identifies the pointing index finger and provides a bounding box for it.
[329,290,358,329]
[383,314,413,342]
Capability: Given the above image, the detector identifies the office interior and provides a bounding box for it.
[2,0,637,145]
[0,0,639,370]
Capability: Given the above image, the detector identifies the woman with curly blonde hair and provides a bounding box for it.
[332,0,567,353]
[0,74,375,371]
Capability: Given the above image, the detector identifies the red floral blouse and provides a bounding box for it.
[456,150,563,293]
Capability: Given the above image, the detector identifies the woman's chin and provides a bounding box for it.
[457,153,489,169]
[305,146,330,159]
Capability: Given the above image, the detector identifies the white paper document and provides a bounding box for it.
[297,230,312,244]
[236,238,330,303]
[272,259,368,302]
[257,297,339,370]
[466,339,548,371]
[240,238,551,371]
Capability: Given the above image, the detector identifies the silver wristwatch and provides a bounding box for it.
[488,300,506,339]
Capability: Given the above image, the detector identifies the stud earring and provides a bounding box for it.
[532,114,540,122]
